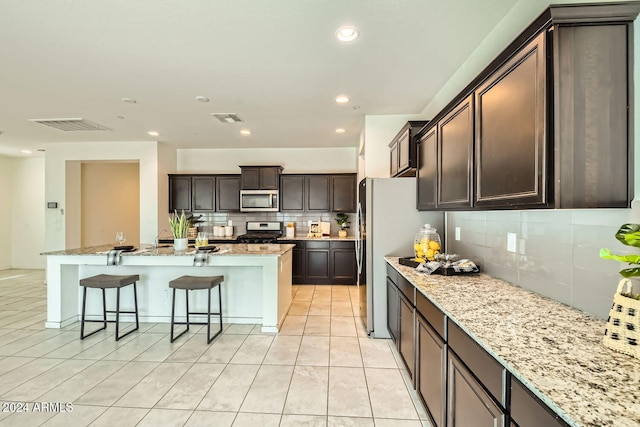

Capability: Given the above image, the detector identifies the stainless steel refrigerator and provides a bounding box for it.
[355,177,444,338]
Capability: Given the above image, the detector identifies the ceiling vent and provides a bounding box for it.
[28,118,112,131]
[210,113,243,123]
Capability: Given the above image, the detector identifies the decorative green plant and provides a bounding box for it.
[600,223,640,278]
[335,213,350,230]
[168,210,194,238]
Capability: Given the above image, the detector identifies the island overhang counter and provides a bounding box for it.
[42,243,294,333]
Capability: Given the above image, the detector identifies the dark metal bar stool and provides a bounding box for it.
[79,274,140,341]
[169,275,223,344]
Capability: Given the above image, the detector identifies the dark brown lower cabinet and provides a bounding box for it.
[417,314,446,427]
[306,241,331,282]
[386,278,399,341]
[398,293,415,383]
[292,240,356,285]
[448,351,506,427]
[511,377,568,427]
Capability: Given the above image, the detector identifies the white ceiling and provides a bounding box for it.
[0,0,519,157]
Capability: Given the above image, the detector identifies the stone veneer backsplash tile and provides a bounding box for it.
[446,208,639,320]
[195,212,355,237]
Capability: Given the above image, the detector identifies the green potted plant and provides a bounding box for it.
[335,213,350,238]
[600,223,640,284]
[599,223,640,359]
[169,210,196,251]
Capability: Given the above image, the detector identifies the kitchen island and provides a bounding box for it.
[42,243,294,333]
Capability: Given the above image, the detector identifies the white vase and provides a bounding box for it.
[173,238,188,251]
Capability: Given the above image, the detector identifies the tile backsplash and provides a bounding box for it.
[193,212,355,237]
[446,208,640,320]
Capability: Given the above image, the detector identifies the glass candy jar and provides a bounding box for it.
[414,224,442,262]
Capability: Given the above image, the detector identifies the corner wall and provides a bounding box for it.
[0,156,12,269]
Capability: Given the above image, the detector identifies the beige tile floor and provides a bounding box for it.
[0,269,429,427]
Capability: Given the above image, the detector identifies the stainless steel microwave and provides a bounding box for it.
[240,190,279,212]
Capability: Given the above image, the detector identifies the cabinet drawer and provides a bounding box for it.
[448,319,505,407]
[511,377,567,427]
[397,275,415,305]
[280,240,305,249]
[330,241,355,249]
[416,291,446,339]
[386,263,399,284]
[306,241,330,249]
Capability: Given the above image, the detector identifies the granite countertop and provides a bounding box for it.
[385,257,640,427]
[278,236,356,241]
[42,243,295,257]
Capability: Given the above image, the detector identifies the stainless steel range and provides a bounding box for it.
[236,221,283,243]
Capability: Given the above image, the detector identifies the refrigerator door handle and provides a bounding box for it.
[355,202,363,275]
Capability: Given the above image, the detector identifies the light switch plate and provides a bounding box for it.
[455,227,461,241]
[507,232,517,253]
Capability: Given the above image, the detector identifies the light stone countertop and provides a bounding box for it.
[278,236,356,241]
[42,243,294,257]
[385,257,640,427]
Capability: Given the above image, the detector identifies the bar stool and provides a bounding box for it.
[169,275,223,344]
[79,274,140,341]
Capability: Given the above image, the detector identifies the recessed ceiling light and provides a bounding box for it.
[335,95,350,104]
[336,26,359,42]
[21,149,32,154]
[240,129,251,136]
[147,131,160,136]
[195,96,210,103]
[121,98,137,104]
[335,128,346,134]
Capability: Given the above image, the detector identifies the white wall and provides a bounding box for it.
[177,147,357,174]
[45,141,175,251]
[11,157,45,269]
[0,156,12,269]
[362,114,428,178]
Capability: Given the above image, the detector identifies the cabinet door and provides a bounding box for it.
[259,167,280,190]
[216,175,240,212]
[438,95,473,209]
[281,175,305,212]
[475,32,547,208]
[331,175,356,212]
[398,293,415,383]
[169,175,191,212]
[417,315,446,427]
[330,242,356,284]
[390,141,399,177]
[448,351,505,427]
[306,175,331,212]
[192,176,216,211]
[306,241,331,283]
[555,24,630,208]
[240,167,260,190]
[417,128,438,210]
[386,278,399,342]
[397,129,411,174]
[281,240,306,284]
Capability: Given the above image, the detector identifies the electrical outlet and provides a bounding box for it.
[455,227,461,241]
[507,232,517,253]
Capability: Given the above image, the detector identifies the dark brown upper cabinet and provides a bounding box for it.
[331,174,357,212]
[417,127,438,210]
[168,174,241,213]
[281,174,357,213]
[240,166,282,190]
[280,175,305,212]
[416,3,638,211]
[168,175,191,213]
[216,175,241,212]
[389,121,429,177]
[437,95,474,209]
[475,32,547,208]
[192,175,216,211]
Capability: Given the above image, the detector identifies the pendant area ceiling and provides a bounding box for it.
[0,0,518,156]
